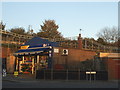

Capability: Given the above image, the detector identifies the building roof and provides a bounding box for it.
[23,37,58,47]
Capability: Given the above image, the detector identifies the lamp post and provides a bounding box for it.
[80,29,82,34]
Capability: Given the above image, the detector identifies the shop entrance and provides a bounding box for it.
[17,54,49,74]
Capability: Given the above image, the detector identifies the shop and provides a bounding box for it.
[13,37,58,74]
[13,35,97,75]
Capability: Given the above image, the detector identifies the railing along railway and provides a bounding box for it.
[0,29,118,53]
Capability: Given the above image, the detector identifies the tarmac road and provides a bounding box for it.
[2,74,120,89]
[2,80,119,88]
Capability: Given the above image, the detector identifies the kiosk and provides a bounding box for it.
[13,37,58,74]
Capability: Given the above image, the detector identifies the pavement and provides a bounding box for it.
[2,74,120,89]
[2,73,37,82]
[2,73,120,82]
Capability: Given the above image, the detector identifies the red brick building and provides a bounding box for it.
[100,53,120,80]
[1,34,97,74]
[1,34,119,80]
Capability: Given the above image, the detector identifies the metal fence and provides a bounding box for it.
[36,69,108,81]
[0,29,118,53]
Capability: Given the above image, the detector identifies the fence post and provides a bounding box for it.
[51,68,53,80]
[94,74,96,81]
[90,72,91,82]
[78,69,80,80]
[44,69,45,80]
[66,69,68,81]
[86,73,88,80]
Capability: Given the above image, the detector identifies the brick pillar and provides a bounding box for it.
[78,34,82,49]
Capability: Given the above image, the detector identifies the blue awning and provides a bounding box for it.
[14,37,58,56]
[14,46,52,56]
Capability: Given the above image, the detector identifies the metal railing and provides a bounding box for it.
[0,29,118,53]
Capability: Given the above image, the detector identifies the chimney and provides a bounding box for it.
[78,34,82,49]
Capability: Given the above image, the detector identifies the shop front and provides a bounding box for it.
[13,37,58,74]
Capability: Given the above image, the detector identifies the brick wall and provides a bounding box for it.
[0,47,17,58]
[53,47,96,69]
[6,55,15,73]
[107,58,120,80]
[0,47,10,58]
[1,47,17,73]
[1,46,97,73]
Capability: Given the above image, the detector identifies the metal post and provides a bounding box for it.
[50,47,53,80]
[66,69,68,81]
[86,74,88,80]
[90,72,91,82]
[93,58,95,71]
[51,68,53,80]
[98,45,100,51]
[65,56,68,69]
[78,68,80,80]
[85,39,87,49]
[94,74,96,81]
[92,40,93,50]
[44,69,45,80]
[6,35,9,73]
[7,35,9,56]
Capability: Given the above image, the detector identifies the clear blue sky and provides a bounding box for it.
[2,2,118,39]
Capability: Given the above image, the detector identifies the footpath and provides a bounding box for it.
[2,73,37,82]
[2,73,120,83]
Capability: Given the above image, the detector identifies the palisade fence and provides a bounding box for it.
[36,69,108,80]
[0,29,118,52]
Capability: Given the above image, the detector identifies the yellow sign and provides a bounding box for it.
[100,53,109,57]
[20,45,29,49]
[14,71,18,76]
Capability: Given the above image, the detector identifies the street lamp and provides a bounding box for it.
[80,29,82,34]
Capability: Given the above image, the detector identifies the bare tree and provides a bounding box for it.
[97,26,118,43]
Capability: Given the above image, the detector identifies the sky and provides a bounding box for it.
[1,1,118,39]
